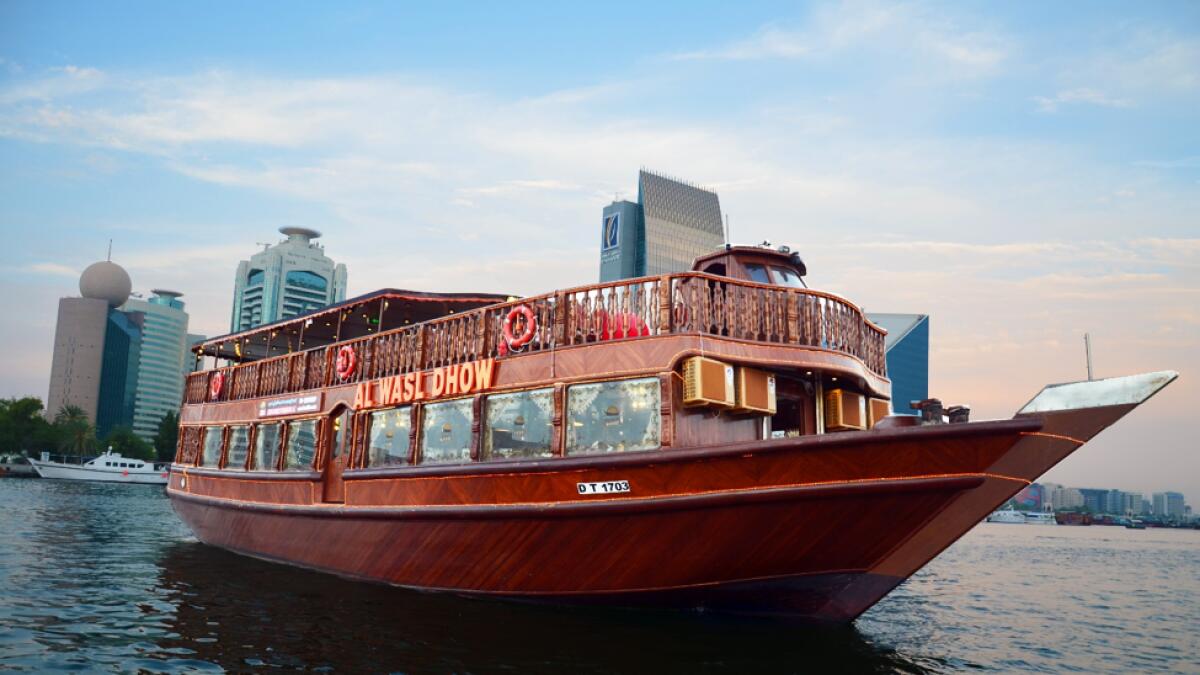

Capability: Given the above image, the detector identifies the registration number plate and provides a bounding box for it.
[577,480,630,495]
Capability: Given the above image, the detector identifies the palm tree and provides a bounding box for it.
[54,405,97,456]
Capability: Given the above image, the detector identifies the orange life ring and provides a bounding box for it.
[335,345,357,380]
[502,304,537,350]
[209,371,224,400]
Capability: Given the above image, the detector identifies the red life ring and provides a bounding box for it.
[209,371,224,400]
[502,305,537,350]
[335,345,357,380]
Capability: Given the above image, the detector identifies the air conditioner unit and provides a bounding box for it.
[824,389,866,431]
[734,367,776,414]
[682,356,735,408]
[868,398,891,428]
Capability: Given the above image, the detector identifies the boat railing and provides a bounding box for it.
[186,273,887,404]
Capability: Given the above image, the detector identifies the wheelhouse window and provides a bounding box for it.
[483,388,553,461]
[201,426,224,467]
[367,407,411,467]
[420,399,473,465]
[253,423,282,471]
[745,264,771,284]
[771,266,805,288]
[566,377,660,456]
[225,425,250,470]
[284,419,319,471]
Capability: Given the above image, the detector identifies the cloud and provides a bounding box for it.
[26,262,80,277]
[1034,87,1133,113]
[670,2,1008,74]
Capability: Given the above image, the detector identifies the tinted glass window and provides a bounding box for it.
[745,264,770,284]
[285,270,328,292]
[253,423,282,471]
[420,399,473,465]
[484,389,553,461]
[771,266,805,288]
[201,426,223,467]
[566,378,660,456]
[368,408,411,467]
[246,269,264,286]
[225,425,250,470]
[284,419,318,470]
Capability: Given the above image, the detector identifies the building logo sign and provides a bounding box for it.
[602,213,620,251]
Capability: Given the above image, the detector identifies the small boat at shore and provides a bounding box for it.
[30,450,169,485]
[167,243,1177,622]
[0,454,37,478]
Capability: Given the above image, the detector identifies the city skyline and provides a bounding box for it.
[1,2,1196,503]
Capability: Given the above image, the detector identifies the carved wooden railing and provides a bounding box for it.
[185,274,887,404]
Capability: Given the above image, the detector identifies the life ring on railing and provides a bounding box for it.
[335,345,357,380]
[209,371,224,400]
[501,304,537,352]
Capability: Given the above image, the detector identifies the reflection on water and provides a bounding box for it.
[154,544,923,674]
[1,479,1197,673]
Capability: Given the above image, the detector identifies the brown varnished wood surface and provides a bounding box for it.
[170,477,978,598]
[179,333,890,425]
[170,418,1037,509]
[166,419,1044,622]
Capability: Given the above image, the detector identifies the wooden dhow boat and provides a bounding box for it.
[168,246,1176,622]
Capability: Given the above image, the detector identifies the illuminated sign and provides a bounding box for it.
[258,393,323,418]
[352,358,497,410]
[602,213,620,251]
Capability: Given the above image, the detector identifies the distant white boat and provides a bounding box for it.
[1024,511,1057,525]
[985,507,1027,524]
[986,507,1058,525]
[30,450,169,485]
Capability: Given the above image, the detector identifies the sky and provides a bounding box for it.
[1,1,1197,504]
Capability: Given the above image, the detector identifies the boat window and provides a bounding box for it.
[771,266,805,288]
[566,377,660,456]
[284,419,319,471]
[420,399,473,465]
[105,462,111,467]
[225,425,250,470]
[483,388,554,461]
[202,426,224,467]
[745,264,770,284]
[367,407,411,467]
[253,423,282,471]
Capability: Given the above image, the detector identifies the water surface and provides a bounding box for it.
[1,479,1196,673]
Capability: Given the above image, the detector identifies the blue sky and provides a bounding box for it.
[1,1,1197,501]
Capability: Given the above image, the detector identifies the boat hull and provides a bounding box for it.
[169,418,1049,622]
[167,371,1177,622]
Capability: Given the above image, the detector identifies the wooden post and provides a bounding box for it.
[658,276,672,334]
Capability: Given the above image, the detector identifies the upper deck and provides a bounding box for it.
[184,261,888,407]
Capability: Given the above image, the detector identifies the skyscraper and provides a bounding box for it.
[599,170,725,282]
[121,290,192,440]
[230,227,348,332]
[1153,492,1186,519]
[865,314,929,416]
[47,260,142,438]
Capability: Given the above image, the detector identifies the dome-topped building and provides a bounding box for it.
[48,256,198,442]
[79,260,133,307]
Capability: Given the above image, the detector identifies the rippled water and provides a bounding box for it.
[1,479,1197,673]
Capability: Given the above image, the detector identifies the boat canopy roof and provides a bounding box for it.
[196,288,512,363]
